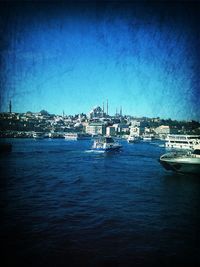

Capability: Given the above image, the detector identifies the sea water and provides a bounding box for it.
[0,138,199,266]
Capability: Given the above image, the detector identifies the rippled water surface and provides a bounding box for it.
[0,139,200,266]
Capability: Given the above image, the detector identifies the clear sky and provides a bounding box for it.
[0,1,200,120]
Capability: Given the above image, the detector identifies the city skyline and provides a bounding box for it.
[2,100,200,123]
[0,1,200,121]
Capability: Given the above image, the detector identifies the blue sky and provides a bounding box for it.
[1,1,200,120]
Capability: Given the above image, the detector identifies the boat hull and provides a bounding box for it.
[92,136,122,152]
[93,146,122,152]
[128,138,140,143]
[0,143,12,153]
[159,157,200,174]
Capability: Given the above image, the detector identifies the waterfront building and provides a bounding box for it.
[155,125,178,139]
[74,122,84,132]
[155,125,170,135]
[129,120,145,136]
[130,126,140,136]
[86,122,106,136]
[117,123,129,134]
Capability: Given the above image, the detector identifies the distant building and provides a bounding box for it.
[130,126,140,136]
[117,123,129,134]
[155,125,170,135]
[86,122,106,135]
[130,120,145,136]
[131,120,141,127]
[154,125,179,138]
[74,122,83,130]
[89,106,105,120]
[144,127,153,134]
[78,113,86,122]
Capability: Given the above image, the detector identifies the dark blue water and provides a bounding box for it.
[0,139,200,267]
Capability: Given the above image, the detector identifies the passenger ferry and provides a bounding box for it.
[92,136,122,152]
[165,134,200,150]
[159,145,200,174]
[64,133,91,140]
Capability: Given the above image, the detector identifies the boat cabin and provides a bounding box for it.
[193,149,200,157]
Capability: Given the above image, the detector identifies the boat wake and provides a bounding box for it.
[158,144,165,147]
[84,150,105,153]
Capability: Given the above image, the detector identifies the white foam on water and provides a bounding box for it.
[84,150,105,153]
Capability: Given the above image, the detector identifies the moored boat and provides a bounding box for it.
[165,134,200,150]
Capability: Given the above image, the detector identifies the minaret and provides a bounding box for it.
[63,110,65,117]
[120,106,122,116]
[103,102,104,114]
[9,100,12,113]
[106,99,108,116]
[116,108,118,117]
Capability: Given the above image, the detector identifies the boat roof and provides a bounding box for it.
[95,136,114,143]
[168,134,200,138]
[167,135,200,140]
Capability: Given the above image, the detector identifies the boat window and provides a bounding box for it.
[188,137,199,140]
[169,141,188,144]
[106,137,114,143]
[193,149,200,155]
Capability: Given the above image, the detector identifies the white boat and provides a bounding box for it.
[64,133,91,140]
[143,137,152,141]
[127,135,140,143]
[33,132,44,139]
[142,134,154,141]
[165,134,200,150]
[159,146,200,174]
[49,132,65,138]
[92,136,122,152]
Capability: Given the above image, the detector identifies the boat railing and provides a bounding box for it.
[161,151,193,159]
